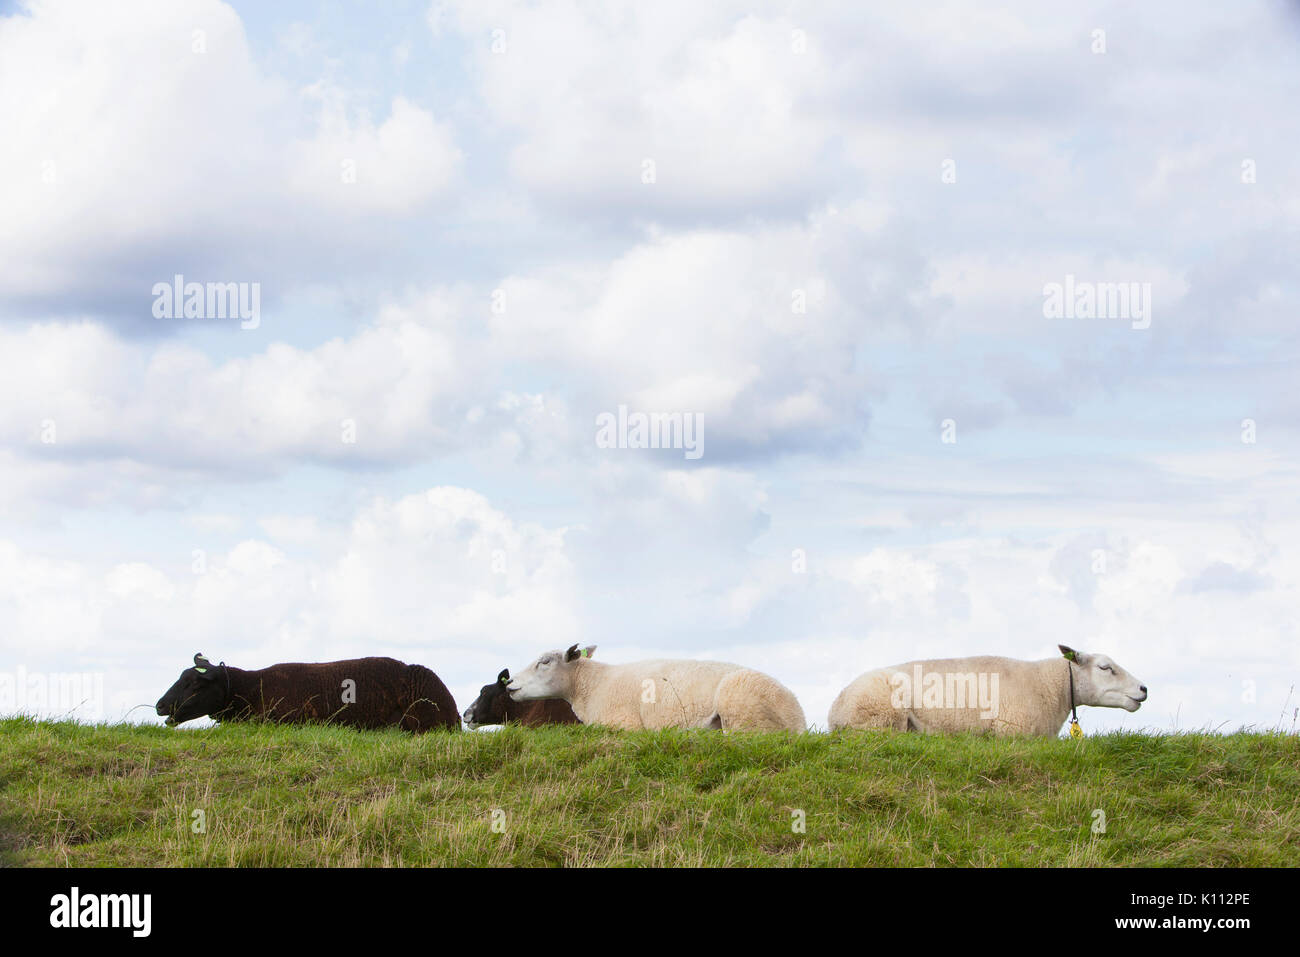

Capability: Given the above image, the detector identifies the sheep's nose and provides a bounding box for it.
[1140,686,1147,693]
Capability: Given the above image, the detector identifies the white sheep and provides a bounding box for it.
[827,644,1147,737]
[507,645,807,732]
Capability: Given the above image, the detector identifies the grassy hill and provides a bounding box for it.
[1,717,1297,866]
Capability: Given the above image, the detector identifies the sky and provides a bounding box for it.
[1,0,1298,734]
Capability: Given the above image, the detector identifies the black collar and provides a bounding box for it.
[214,662,233,715]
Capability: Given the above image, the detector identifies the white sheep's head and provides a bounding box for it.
[507,644,597,701]
[1059,645,1148,712]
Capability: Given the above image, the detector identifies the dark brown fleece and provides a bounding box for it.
[215,658,459,732]
[504,696,580,726]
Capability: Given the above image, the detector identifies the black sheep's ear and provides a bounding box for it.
[497,669,510,685]
[565,644,581,662]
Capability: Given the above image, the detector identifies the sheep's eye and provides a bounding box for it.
[1099,664,1112,672]
[540,657,551,666]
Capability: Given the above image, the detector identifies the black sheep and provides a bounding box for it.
[462,668,580,728]
[156,653,460,732]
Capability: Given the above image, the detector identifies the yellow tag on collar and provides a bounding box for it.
[1070,720,1083,739]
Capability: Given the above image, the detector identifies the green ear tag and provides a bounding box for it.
[195,667,208,674]
[1070,720,1083,739]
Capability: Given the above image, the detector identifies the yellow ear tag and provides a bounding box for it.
[1070,720,1083,739]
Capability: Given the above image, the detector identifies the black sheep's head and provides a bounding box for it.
[462,669,512,729]
[156,653,228,727]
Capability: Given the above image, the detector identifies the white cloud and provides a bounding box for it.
[0,295,486,475]
[290,91,461,213]
[445,4,833,211]
[0,0,461,313]
[490,205,937,458]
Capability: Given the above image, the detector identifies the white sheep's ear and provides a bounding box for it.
[1059,645,1081,662]
[581,645,596,659]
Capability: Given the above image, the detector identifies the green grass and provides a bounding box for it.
[1,717,1297,866]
